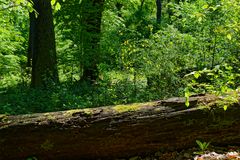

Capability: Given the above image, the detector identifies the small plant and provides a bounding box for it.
[195,140,210,154]
[184,64,240,108]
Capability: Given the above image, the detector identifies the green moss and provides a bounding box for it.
[113,104,139,113]
[63,109,94,118]
[197,95,238,111]
[43,113,56,121]
[0,114,8,122]
[82,108,93,115]
[64,109,81,116]
[113,102,154,113]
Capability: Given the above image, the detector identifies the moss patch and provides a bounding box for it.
[113,102,154,113]
[43,113,56,121]
[0,114,8,123]
[82,108,93,116]
[64,109,82,116]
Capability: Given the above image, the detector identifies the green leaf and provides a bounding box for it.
[202,4,209,9]
[51,0,56,6]
[223,105,228,111]
[185,97,190,107]
[15,0,24,5]
[227,34,232,40]
[194,72,200,79]
[196,140,203,149]
[198,17,202,22]
[55,2,61,11]
[196,140,210,151]
[185,88,190,107]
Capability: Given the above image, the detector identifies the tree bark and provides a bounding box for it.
[27,12,35,68]
[156,0,162,23]
[0,94,240,160]
[30,0,59,88]
[80,0,104,83]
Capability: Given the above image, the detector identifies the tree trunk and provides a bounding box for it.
[30,0,59,88]
[27,12,35,68]
[156,0,162,24]
[0,94,239,160]
[80,0,104,83]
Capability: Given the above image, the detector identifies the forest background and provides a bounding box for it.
[0,0,239,115]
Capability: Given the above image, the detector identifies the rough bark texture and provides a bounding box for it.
[0,94,240,160]
[30,0,59,87]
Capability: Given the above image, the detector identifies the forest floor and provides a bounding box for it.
[118,146,240,160]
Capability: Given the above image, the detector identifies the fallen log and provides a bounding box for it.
[0,94,240,160]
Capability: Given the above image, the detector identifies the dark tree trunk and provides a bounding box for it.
[115,2,123,17]
[27,12,35,67]
[30,0,59,88]
[80,0,104,83]
[0,94,240,160]
[156,0,162,23]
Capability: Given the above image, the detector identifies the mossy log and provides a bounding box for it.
[0,94,240,160]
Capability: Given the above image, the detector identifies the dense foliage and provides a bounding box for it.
[0,0,239,115]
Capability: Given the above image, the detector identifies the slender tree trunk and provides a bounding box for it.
[156,0,162,23]
[80,0,104,83]
[29,0,59,88]
[27,12,35,68]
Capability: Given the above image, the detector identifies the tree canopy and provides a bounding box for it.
[0,0,239,114]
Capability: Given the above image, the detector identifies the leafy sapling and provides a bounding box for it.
[195,140,210,154]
